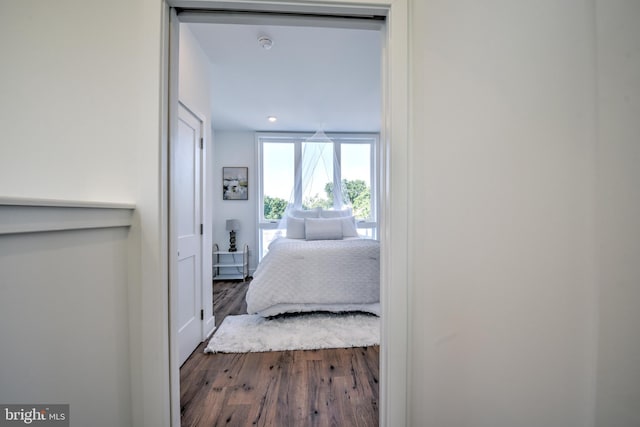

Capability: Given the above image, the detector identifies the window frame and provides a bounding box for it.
[256,131,379,257]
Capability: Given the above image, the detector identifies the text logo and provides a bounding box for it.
[0,405,68,427]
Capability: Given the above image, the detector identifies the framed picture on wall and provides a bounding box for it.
[223,167,248,200]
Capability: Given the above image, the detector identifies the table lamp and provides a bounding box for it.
[226,219,240,252]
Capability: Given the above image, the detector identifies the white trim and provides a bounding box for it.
[177,10,384,30]
[255,131,379,257]
[164,2,409,427]
[167,0,389,17]
[0,196,135,209]
[132,4,173,427]
[177,101,215,342]
[0,199,134,235]
[378,1,409,425]
[167,7,181,427]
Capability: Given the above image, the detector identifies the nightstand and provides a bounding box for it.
[213,243,248,281]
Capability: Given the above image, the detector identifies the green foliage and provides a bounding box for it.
[324,179,371,220]
[303,193,332,210]
[265,179,371,221]
[351,189,371,220]
[263,195,287,220]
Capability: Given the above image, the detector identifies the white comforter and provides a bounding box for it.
[246,238,380,317]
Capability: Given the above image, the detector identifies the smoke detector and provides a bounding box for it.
[258,36,273,50]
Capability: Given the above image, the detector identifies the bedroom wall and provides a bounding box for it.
[212,131,258,272]
[0,1,167,426]
[178,23,215,326]
[408,1,598,426]
[594,1,640,425]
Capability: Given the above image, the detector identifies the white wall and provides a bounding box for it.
[594,1,640,426]
[3,1,640,427]
[179,28,259,274]
[0,1,138,202]
[408,1,597,426]
[212,131,258,272]
[0,1,168,426]
[0,225,132,427]
[179,24,215,119]
[178,23,215,327]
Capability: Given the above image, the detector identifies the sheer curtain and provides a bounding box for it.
[275,130,352,234]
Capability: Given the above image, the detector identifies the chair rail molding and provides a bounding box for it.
[0,197,135,235]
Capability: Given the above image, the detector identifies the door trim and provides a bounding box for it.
[164,1,409,426]
[175,101,204,360]
[177,100,215,343]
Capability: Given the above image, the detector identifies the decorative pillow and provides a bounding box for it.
[304,218,343,240]
[319,207,352,218]
[290,208,320,218]
[341,216,359,238]
[286,216,306,239]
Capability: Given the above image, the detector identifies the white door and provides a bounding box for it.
[176,103,203,366]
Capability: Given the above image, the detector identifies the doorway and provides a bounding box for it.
[166,2,409,426]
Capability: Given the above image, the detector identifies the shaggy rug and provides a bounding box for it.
[204,312,380,353]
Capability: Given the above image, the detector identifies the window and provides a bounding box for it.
[262,142,294,220]
[341,142,373,221]
[257,132,378,258]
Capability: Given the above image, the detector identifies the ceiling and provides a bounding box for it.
[185,22,381,133]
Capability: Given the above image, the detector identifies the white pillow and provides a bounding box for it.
[290,208,320,218]
[319,207,352,218]
[341,216,359,238]
[286,216,306,239]
[304,218,343,240]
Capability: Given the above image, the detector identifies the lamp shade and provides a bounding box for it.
[226,219,240,231]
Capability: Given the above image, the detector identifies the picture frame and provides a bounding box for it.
[223,167,248,200]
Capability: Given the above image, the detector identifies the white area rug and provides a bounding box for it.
[204,312,380,353]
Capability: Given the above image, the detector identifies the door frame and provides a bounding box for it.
[173,100,214,367]
[164,1,409,426]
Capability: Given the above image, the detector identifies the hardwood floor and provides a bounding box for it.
[180,280,380,427]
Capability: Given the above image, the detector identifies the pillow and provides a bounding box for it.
[341,216,359,238]
[286,216,306,239]
[304,218,343,240]
[319,207,352,218]
[289,208,320,218]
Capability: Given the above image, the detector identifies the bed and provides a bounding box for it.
[246,213,380,317]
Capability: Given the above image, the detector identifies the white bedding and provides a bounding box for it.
[246,238,380,317]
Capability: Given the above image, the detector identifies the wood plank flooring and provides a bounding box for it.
[180,280,379,427]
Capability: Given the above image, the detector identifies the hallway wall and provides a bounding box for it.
[409,1,597,425]
[0,1,167,426]
[2,1,639,426]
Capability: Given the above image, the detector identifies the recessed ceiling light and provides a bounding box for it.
[267,116,277,123]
